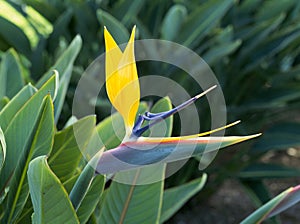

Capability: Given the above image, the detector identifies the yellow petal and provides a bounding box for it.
[133,120,259,143]
[135,133,262,145]
[105,26,140,132]
[104,27,123,77]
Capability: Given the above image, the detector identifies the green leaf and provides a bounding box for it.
[3,95,55,223]
[178,0,234,48]
[98,97,173,224]
[68,152,105,223]
[241,185,300,223]
[36,35,82,122]
[49,116,96,183]
[0,1,38,50]
[203,39,242,65]
[255,0,296,22]
[239,163,300,179]
[48,9,73,51]
[112,0,146,26]
[97,10,129,44]
[85,102,148,159]
[244,25,300,73]
[99,169,165,224]
[251,122,300,154]
[69,153,102,211]
[0,126,6,172]
[239,0,262,14]
[160,174,207,223]
[161,4,187,41]
[20,0,60,20]
[69,165,95,210]
[237,14,285,67]
[95,113,126,150]
[24,5,53,37]
[0,49,26,99]
[63,116,78,129]
[15,198,33,224]
[76,174,105,223]
[0,84,36,132]
[142,97,173,138]
[27,156,80,224]
[0,96,9,111]
[0,74,57,197]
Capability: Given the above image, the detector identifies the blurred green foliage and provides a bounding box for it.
[1,0,300,222]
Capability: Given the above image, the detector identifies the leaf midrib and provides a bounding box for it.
[7,97,53,223]
[118,168,141,224]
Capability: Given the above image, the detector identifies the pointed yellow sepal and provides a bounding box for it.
[104,26,140,134]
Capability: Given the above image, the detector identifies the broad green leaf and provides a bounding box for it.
[98,102,148,149]
[142,97,173,138]
[0,126,6,171]
[3,95,54,223]
[0,74,57,196]
[15,199,32,224]
[239,0,262,14]
[132,18,152,39]
[68,153,105,223]
[69,153,103,211]
[178,0,234,48]
[36,35,82,122]
[99,169,165,224]
[20,0,60,20]
[69,164,95,210]
[24,5,53,37]
[0,49,26,99]
[251,123,300,154]
[63,173,81,194]
[63,116,78,129]
[112,0,146,26]
[96,113,126,150]
[99,97,173,224]
[237,14,285,67]
[0,84,36,132]
[49,116,96,182]
[241,185,300,223]
[161,4,187,41]
[27,156,79,224]
[0,1,38,50]
[194,25,234,54]
[160,174,207,223]
[244,25,300,73]
[77,174,105,223]
[203,39,242,65]
[255,0,296,22]
[239,163,300,179]
[230,87,300,112]
[48,9,73,51]
[84,102,148,159]
[270,68,300,88]
[97,10,129,44]
[0,96,9,111]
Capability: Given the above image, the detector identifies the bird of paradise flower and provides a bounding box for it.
[95,26,261,174]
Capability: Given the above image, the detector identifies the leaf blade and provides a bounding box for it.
[27,156,79,224]
[4,95,55,223]
[98,97,173,224]
[160,174,207,223]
